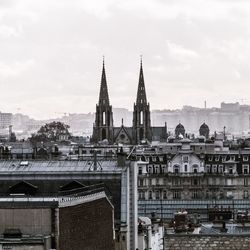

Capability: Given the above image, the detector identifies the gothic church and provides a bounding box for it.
[92,59,167,145]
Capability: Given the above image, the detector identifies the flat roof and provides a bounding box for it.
[0,160,121,173]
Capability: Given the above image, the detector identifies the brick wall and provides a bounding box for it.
[165,234,250,250]
[59,197,115,250]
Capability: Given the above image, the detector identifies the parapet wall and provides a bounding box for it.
[164,234,250,250]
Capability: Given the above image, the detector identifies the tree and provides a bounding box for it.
[30,121,71,143]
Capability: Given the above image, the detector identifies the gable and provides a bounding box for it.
[114,126,132,144]
[171,153,201,167]
[9,181,38,195]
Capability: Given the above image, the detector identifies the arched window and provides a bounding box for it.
[174,165,179,174]
[140,111,143,125]
[102,129,106,140]
[193,164,198,173]
[102,111,106,125]
[107,111,110,126]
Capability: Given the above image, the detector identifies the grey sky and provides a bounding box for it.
[0,0,250,119]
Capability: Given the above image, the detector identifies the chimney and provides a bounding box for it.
[117,147,127,167]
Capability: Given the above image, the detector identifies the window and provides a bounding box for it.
[215,156,219,161]
[193,179,198,186]
[173,179,180,186]
[140,111,143,125]
[212,178,216,185]
[206,190,210,199]
[184,165,187,172]
[156,178,160,185]
[102,111,106,125]
[193,165,198,173]
[244,178,248,187]
[212,165,217,173]
[230,156,235,161]
[208,156,213,161]
[155,166,159,174]
[148,191,153,200]
[173,190,180,199]
[156,190,160,199]
[243,165,249,174]
[139,179,144,186]
[183,156,189,163]
[138,167,142,175]
[243,156,249,162]
[219,165,223,173]
[206,165,211,173]
[148,179,152,186]
[164,178,168,185]
[192,190,199,199]
[148,166,152,174]
[229,166,233,174]
[163,190,167,199]
[227,179,232,186]
[139,192,145,200]
[244,191,249,199]
[220,191,224,199]
[174,165,179,174]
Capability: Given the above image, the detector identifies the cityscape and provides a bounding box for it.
[1,0,250,250]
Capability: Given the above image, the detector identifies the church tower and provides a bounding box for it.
[132,58,152,144]
[92,59,114,143]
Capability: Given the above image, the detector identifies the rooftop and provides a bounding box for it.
[0,160,121,173]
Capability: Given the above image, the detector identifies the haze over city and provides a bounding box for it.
[1,0,250,119]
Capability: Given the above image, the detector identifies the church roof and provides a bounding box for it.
[98,58,110,105]
[176,123,185,129]
[136,58,147,105]
[200,122,209,129]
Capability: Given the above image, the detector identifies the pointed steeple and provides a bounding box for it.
[136,56,147,105]
[98,57,110,105]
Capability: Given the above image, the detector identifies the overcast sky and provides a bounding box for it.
[0,0,250,119]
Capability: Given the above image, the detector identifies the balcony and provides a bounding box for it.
[168,172,204,177]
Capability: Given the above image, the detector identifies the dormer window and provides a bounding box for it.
[183,156,189,163]
[243,165,249,174]
[243,156,248,162]
[174,165,179,174]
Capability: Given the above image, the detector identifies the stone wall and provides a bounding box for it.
[165,234,250,250]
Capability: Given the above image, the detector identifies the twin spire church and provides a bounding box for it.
[92,59,167,144]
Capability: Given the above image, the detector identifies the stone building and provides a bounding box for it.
[92,59,167,145]
[133,138,250,221]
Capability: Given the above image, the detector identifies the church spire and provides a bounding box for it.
[136,56,147,105]
[98,57,110,105]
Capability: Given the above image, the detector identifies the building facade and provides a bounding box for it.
[132,137,250,221]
